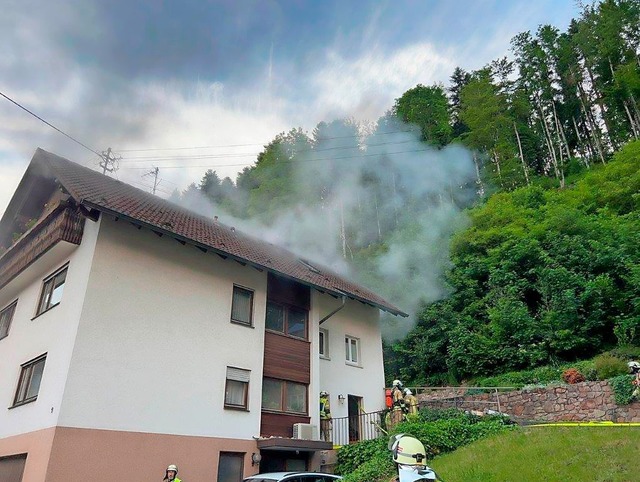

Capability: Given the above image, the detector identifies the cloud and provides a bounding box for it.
[307,42,456,122]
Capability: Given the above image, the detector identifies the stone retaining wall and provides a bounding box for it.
[419,381,640,423]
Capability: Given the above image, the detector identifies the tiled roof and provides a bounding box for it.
[33,148,407,316]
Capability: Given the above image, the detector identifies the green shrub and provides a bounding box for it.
[340,451,394,482]
[336,412,514,482]
[609,374,636,405]
[607,345,640,360]
[335,438,387,476]
[594,354,628,380]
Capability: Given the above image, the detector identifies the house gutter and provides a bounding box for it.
[319,296,346,325]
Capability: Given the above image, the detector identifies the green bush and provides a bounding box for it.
[335,437,387,476]
[609,374,636,405]
[336,410,514,482]
[340,451,394,482]
[594,354,628,380]
[606,345,640,360]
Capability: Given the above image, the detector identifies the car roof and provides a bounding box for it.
[244,472,341,480]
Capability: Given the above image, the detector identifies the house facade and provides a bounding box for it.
[0,149,405,482]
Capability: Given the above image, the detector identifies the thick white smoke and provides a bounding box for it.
[179,118,478,340]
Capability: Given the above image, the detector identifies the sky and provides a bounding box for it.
[0,0,579,218]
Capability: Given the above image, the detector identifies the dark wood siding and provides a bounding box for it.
[0,205,84,290]
[263,331,310,384]
[261,412,310,438]
[267,273,310,309]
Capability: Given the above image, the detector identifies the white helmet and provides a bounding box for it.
[320,391,329,397]
[166,464,178,473]
[628,361,640,374]
[392,379,403,387]
[404,388,413,396]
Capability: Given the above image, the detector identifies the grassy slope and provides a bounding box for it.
[429,426,640,482]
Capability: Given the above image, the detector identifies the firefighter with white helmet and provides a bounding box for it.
[319,391,332,442]
[163,464,182,482]
[630,361,640,400]
[390,379,405,428]
[404,388,419,416]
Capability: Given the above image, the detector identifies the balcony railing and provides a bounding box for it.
[329,409,388,446]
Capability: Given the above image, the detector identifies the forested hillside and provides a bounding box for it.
[171,0,640,382]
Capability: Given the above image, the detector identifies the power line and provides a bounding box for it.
[0,90,102,158]
[114,128,417,153]
[117,138,421,163]
[119,146,438,171]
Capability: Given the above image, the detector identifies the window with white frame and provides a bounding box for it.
[36,266,67,316]
[230,285,254,326]
[0,300,17,340]
[13,354,46,406]
[345,335,360,365]
[224,367,250,410]
[319,328,329,358]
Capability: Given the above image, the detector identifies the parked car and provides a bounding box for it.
[243,472,342,482]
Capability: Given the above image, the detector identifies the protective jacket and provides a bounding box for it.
[320,395,331,419]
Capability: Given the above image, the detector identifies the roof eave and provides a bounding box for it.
[82,200,408,317]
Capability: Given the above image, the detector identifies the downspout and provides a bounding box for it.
[319,296,346,325]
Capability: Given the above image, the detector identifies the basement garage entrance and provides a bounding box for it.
[0,454,27,482]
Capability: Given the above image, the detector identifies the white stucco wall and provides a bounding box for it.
[0,218,100,438]
[58,216,267,440]
[315,293,386,420]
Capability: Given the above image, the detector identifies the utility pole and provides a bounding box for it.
[143,166,160,194]
[99,147,120,176]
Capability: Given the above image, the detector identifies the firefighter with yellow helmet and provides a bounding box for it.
[389,434,441,481]
[319,391,332,442]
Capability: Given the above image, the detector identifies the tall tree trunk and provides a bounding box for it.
[552,101,571,160]
[492,149,503,187]
[536,99,562,183]
[513,122,530,185]
[577,81,606,164]
[585,63,616,149]
[572,116,590,169]
[472,152,485,197]
[623,100,640,139]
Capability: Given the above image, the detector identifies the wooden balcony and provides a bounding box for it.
[0,204,85,290]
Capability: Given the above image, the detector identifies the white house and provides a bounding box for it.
[0,149,406,482]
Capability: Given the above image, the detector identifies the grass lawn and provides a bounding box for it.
[429,426,640,482]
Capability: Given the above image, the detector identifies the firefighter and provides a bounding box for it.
[404,388,419,416]
[389,434,439,481]
[163,464,182,482]
[319,391,332,442]
[390,379,405,427]
[629,361,640,400]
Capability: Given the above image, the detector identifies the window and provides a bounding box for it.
[13,354,46,406]
[319,328,329,358]
[225,367,250,410]
[0,300,17,340]
[217,452,244,482]
[345,335,360,365]
[261,377,307,414]
[265,301,308,340]
[231,286,253,326]
[36,266,67,316]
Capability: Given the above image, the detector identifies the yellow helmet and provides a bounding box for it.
[390,434,427,466]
